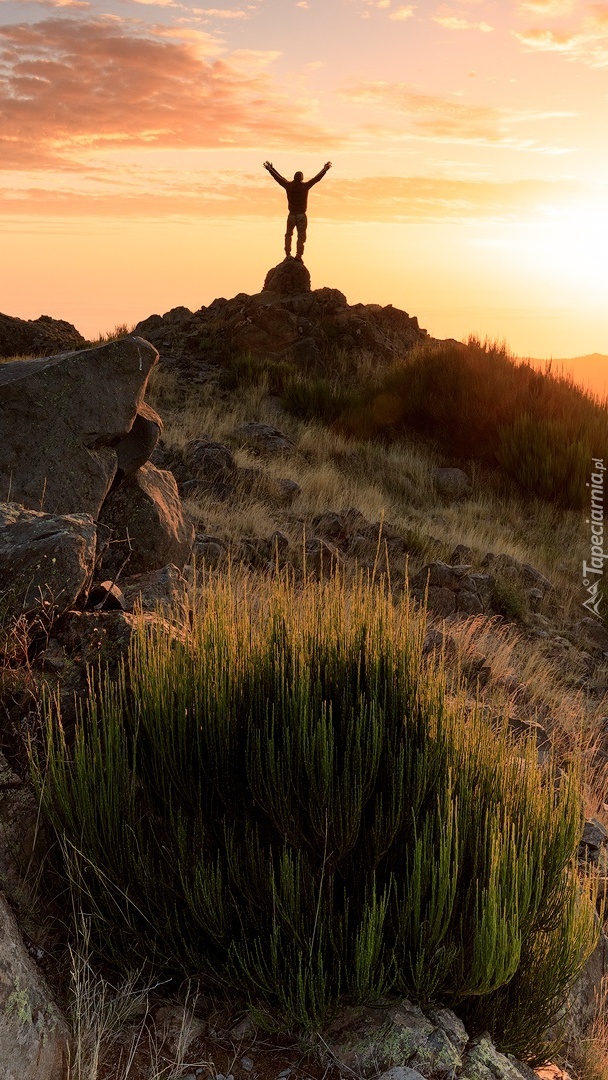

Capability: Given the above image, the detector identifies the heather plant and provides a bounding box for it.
[34,571,597,1058]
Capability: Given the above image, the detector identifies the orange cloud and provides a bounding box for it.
[389,6,415,20]
[517,0,574,13]
[0,17,335,170]
[515,6,608,64]
[0,172,581,223]
[341,81,575,148]
[434,15,493,30]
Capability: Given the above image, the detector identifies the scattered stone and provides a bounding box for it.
[98,462,195,577]
[270,531,290,555]
[234,422,295,453]
[230,1014,256,1040]
[461,1033,530,1080]
[0,502,97,620]
[577,617,608,652]
[240,1057,254,1072]
[427,1008,468,1055]
[0,337,158,517]
[182,441,236,485]
[41,637,67,672]
[378,1069,426,1080]
[277,478,301,500]
[450,544,475,565]
[422,627,445,655]
[194,535,226,565]
[120,564,188,617]
[433,468,471,499]
[0,892,70,1080]
[86,580,127,612]
[304,537,340,577]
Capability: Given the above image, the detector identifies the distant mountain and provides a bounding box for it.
[524,353,608,400]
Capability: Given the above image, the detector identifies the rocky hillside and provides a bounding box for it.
[1,257,607,1080]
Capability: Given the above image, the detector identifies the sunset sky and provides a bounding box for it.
[1,0,607,361]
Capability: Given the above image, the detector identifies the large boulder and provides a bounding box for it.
[0,337,158,517]
[0,892,69,1080]
[263,257,311,296]
[0,502,97,619]
[0,311,85,359]
[98,463,195,577]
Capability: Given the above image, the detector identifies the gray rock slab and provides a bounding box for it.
[0,337,158,517]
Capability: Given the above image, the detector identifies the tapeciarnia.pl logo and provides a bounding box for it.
[582,457,606,618]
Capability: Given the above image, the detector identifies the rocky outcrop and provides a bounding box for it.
[98,463,195,577]
[0,311,85,359]
[0,892,69,1080]
[0,338,159,517]
[0,502,97,619]
[263,257,311,296]
[133,271,426,375]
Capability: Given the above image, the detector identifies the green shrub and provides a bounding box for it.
[34,572,596,1055]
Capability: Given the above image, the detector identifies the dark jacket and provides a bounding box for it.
[267,166,329,213]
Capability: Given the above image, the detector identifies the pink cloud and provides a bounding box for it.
[0,17,335,170]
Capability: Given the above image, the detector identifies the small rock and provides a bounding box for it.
[42,637,67,672]
[422,627,445,655]
[183,440,236,484]
[450,544,474,564]
[277,478,301,500]
[378,1070,426,1080]
[87,580,127,612]
[577,617,608,652]
[234,422,294,453]
[433,467,471,499]
[241,1058,254,1072]
[231,1014,256,1039]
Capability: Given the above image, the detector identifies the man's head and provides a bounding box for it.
[293,171,304,183]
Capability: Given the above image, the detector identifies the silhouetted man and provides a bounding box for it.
[263,161,332,261]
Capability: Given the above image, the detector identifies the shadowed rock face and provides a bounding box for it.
[0,337,159,517]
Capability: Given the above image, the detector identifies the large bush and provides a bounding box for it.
[35,572,596,1056]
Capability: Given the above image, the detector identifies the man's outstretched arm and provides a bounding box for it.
[263,160,288,188]
[307,161,332,188]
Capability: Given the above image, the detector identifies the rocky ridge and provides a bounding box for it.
[133,257,426,377]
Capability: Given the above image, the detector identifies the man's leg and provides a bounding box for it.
[295,213,307,259]
[285,213,296,256]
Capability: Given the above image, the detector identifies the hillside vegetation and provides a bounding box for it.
[3,313,608,1079]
